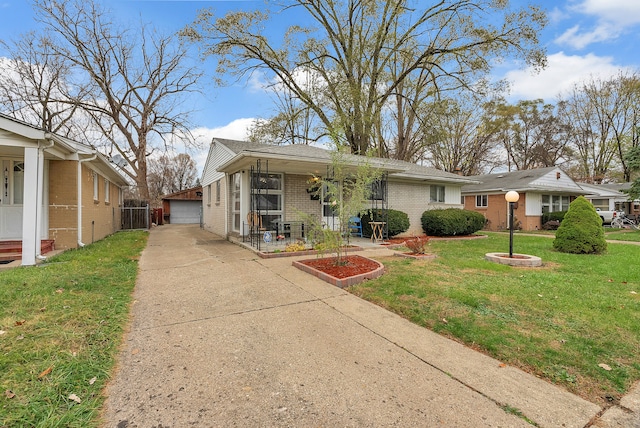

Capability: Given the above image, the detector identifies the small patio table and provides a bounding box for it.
[369,221,386,243]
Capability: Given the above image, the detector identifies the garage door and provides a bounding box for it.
[170,200,202,224]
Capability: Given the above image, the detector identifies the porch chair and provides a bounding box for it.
[348,216,363,237]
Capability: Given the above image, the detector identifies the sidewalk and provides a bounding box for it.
[102,225,632,427]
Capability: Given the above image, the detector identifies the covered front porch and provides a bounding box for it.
[220,154,392,252]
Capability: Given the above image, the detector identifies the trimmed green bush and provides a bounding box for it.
[361,209,410,237]
[421,208,486,236]
[553,196,607,254]
[542,211,567,224]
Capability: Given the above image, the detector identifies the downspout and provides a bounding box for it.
[77,152,97,247]
[35,138,55,261]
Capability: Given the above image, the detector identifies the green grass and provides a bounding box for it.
[0,231,147,427]
[604,228,640,241]
[351,233,640,404]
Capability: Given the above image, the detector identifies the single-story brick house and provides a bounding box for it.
[461,167,585,231]
[200,138,478,241]
[0,114,129,265]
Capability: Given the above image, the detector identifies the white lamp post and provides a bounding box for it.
[505,191,520,257]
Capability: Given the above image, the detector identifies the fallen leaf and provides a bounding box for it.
[131,349,139,355]
[68,393,81,404]
[0,330,6,336]
[38,366,53,379]
[537,294,543,297]
[15,320,25,326]
[89,377,97,385]
[55,288,64,293]
[499,363,507,368]
[5,390,15,399]
[598,363,612,371]
[631,291,637,295]
[608,279,613,282]
[441,318,448,324]
[39,307,47,312]
[16,335,24,341]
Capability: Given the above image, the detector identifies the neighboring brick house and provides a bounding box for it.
[0,114,129,265]
[200,138,477,241]
[461,167,585,231]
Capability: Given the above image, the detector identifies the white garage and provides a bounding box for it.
[168,200,202,224]
[162,187,203,225]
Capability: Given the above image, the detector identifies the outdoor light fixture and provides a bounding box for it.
[505,191,520,257]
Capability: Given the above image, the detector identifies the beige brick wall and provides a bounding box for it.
[387,180,459,236]
[284,174,321,221]
[48,160,122,249]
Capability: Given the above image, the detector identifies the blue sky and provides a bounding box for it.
[1,0,639,171]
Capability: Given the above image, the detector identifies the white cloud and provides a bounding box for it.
[555,0,640,49]
[579,0,640,27]
[189,118,255,174]
[555,23,618,50]
[504,52,628,101]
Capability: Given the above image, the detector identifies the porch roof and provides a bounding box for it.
[214,138,478,185]
[0,113,128,187]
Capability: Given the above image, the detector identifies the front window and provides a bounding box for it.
[251,173,283,227]
[475,194,488,208]
[430,185,445,203]
[591,198,608,211]
[105,180,110,203]
[13,162,24,205]
[215,180,221,203]
[369,179,386,201]
[542,194,570,213]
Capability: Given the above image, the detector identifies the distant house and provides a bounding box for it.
[0,114,129,265]
[161,186,203,224]
[200,138,477,241]
[579,182,639,217]
[461,167,585,231]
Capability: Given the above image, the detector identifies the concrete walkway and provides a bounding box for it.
[102,225,636,427]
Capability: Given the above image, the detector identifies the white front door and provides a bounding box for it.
[0,159,24,239]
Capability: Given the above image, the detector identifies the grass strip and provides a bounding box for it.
[350,232,640,404]
[0,230,147,427]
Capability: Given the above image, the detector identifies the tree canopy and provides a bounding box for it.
[184,0,547,155]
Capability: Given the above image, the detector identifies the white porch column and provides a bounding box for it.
[21,147,39,266]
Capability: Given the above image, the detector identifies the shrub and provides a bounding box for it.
[405,236,430,254]
[553,196,607,254]
[421,208,486,236]
[542,220,561,230]
[361,209,410,237]
[542,211,567,224]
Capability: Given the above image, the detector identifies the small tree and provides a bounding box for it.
[307,144,382,265]
[553,196,607,254]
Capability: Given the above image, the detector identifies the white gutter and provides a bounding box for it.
[77,152,97,247]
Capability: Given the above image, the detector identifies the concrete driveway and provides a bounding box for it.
[102,225,609,427]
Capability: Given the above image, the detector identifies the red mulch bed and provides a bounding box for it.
[297,255,380,279]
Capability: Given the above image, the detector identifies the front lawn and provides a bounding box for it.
[0,231,147,427]
[350,233,640,404]
[604,228,640,242]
